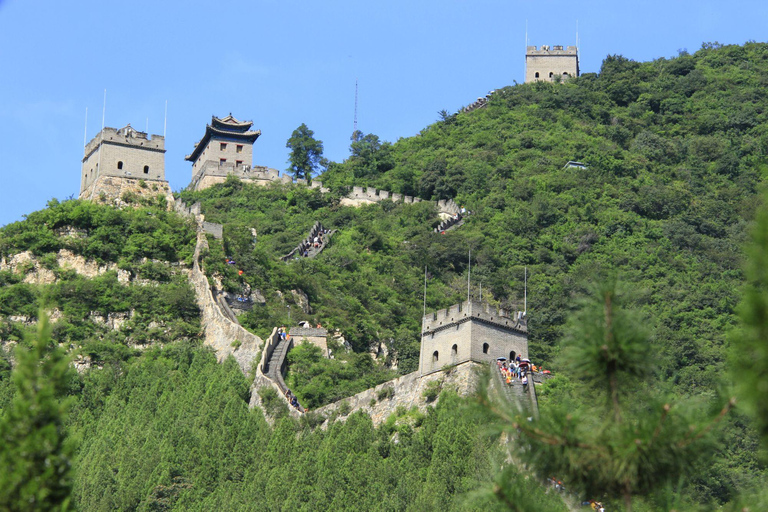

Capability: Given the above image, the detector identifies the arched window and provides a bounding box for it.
[143,165,149,174]
[534,72,540,78]
[451,344,458,357]
[549,72,553,78]
[432,351,439,362]
[510,351,516,361]
[563,72,569,76]
[117,161,123,170]
[482,343,489,354]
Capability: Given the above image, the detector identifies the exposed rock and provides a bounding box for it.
[55,226,88,238]
[291,289,311,314]
[250,289,266,304]
[333,330,352,352]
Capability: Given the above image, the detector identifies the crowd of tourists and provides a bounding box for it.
[496,355,549,390]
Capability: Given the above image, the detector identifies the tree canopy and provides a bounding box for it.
[286,123,324,181]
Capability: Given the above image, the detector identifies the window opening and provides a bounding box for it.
[143,165,149,174]
[432,351,439,362]
[510,351,516,361]
[236,145,243,153]
[117,161,123,170]
[535,72,540,78]
[482,343,489,354]
[220,143,227,151]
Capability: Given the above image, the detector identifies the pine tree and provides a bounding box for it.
[488,282,733,511]
[0,313,75,511]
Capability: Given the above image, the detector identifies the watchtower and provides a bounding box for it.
[186,115,262,191]
[419,300,528,375]
[525,45,579,83]
[80,124,168,200]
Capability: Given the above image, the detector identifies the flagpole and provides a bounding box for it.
[467,249,471,303]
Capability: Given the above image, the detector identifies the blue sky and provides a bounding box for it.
[1,0,766,226]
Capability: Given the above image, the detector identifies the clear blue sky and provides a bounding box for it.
[1,0,766,226]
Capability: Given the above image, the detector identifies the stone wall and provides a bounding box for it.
[189,230,263,373]
[79,175,173,207]
[313,361,481,426]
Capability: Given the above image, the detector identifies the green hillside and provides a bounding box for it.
[1,41,768,510]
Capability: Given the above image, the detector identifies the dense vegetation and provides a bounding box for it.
[0,199,199,360]
[1,41,768,509]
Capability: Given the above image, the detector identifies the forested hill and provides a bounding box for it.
[319,41,767,390]
[1,42,768,510]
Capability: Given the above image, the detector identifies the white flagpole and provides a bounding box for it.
[83,107,88,156]
[524,266,527,315]
[467,249,471,303]
[423,266,427,320]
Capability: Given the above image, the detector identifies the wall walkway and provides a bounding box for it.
[281,222,336,261]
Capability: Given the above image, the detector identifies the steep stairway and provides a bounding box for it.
[281,221,336,261]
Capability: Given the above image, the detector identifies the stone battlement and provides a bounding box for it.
[526,45,578,55]
[83,125,164,160]
[341,186,461,216]
[422,300,526,335]
[190,161,329,192]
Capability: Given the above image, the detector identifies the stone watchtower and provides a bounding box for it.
[419,300,528,375]
[80,124,171,202]
[186,115,262,191]
[525,45,579,83]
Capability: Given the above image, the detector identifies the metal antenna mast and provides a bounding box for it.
[353,78,358,136]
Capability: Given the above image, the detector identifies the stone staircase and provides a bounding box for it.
[489,361,539,418]
[281,221,336,261]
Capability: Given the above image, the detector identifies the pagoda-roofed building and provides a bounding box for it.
[186,114,281,191]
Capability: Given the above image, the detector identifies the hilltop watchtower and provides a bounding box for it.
[420,300,528,375]
[525,45,579,83]
[80,124,171,202]
[186,115,263,191]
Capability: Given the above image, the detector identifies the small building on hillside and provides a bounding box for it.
[420,300,527,375]
[80,124,172,203]
[525,45,579,83]
[289,326,329,358]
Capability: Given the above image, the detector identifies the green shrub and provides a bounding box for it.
[422,380,442,403]
[257,386,288,419]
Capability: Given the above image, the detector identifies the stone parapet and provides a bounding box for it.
[313,362,481,426]
[189,230,263,373]
[422,300,525,334]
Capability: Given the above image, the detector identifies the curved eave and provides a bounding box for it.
[185,125,261,162]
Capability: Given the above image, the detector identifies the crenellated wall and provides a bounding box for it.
[190,160,331,193]
[420,300,528,375]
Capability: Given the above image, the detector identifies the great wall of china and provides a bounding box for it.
[171,180,536,425]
